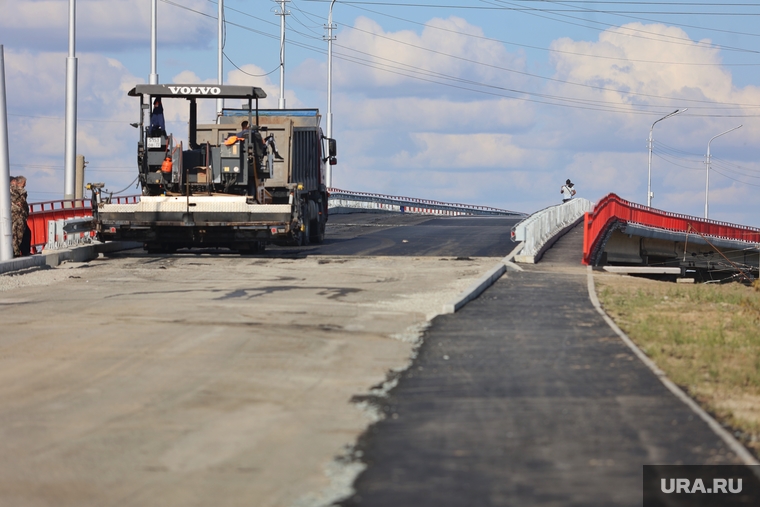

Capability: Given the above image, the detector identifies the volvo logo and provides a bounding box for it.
[167,86,221,95]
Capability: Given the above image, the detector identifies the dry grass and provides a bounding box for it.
[594,274,760,454]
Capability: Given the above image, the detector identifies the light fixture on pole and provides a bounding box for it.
[647,108,687,207]
[704,124,742,219]
[325,0,336,188]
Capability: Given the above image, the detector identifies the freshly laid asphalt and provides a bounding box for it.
[341,224,745,506]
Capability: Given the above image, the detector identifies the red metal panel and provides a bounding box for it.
[25,196,140,252]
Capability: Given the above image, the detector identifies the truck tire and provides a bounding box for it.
[309,215,325,244]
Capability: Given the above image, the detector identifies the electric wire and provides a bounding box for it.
[484,0,760,54]
[535,0,760,41]
[168,0,760,117]
[316,0,760,67]
[336,20,760,109]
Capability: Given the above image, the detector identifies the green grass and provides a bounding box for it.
[596,276,760,453]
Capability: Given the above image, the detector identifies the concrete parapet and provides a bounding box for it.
[513,198,594,264]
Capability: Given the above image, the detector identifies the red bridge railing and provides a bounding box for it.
[583,193,760,265]
[26,196,139,253]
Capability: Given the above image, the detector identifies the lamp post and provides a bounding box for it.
[276,0,289,110]
[63,0,78,200]
[150,0,158,84]
[647,108,687,207]
[705,124,742,219]
[0,46,13,260]
[217,0,224,120]
[326,0,336,188]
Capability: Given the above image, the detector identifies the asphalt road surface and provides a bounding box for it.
[273,213,521,257]
[342,225,746,506]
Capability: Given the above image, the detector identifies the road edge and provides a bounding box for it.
[441,243,524,314]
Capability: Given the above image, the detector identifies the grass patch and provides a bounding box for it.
[595,274,760,454]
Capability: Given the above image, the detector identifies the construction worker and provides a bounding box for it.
[10,175,30,257]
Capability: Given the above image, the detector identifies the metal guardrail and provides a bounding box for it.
[511,198,595,263]
[327,188,526,217]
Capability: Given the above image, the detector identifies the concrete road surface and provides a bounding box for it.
[0,213,517,507]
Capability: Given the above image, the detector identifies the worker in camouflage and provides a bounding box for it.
[10,175,29,257]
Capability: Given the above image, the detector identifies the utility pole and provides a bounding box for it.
[276,0,289,109]
[705,125,742,219]
[325,0,336,187]
[63,0,78,201]
[150,0,158,84]
[0,46,13,260]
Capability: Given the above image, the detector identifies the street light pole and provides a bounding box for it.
[63,0,78,200]
[276,0,290,110]
[0,46,13,260]
[325,0,336,188]
[150,0,158,84]
[647,108,687,207]
[705,124,742,219]
[217,0,224,120]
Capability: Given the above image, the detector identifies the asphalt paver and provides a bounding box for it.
[343,225,744,506]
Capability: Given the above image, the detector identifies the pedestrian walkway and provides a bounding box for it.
[342,225,745,506]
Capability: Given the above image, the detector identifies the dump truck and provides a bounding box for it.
[91,84,336,253]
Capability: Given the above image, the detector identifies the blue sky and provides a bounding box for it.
[3,0,760,226]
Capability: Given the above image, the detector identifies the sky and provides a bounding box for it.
[3,0,760,226]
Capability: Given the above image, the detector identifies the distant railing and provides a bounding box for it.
[582,193,760,265]
[327,188,525,217]
[512,198,594,262]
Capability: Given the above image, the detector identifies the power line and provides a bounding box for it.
[162,0,760,117]
[313,0,760,68]
[486,0,760,54]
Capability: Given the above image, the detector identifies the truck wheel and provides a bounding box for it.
[309,216,325,244]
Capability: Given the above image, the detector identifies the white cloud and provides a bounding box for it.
[391,133,530,170]
[4,48,141,200]
[1,0,215,52]
[334,16,529,96]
